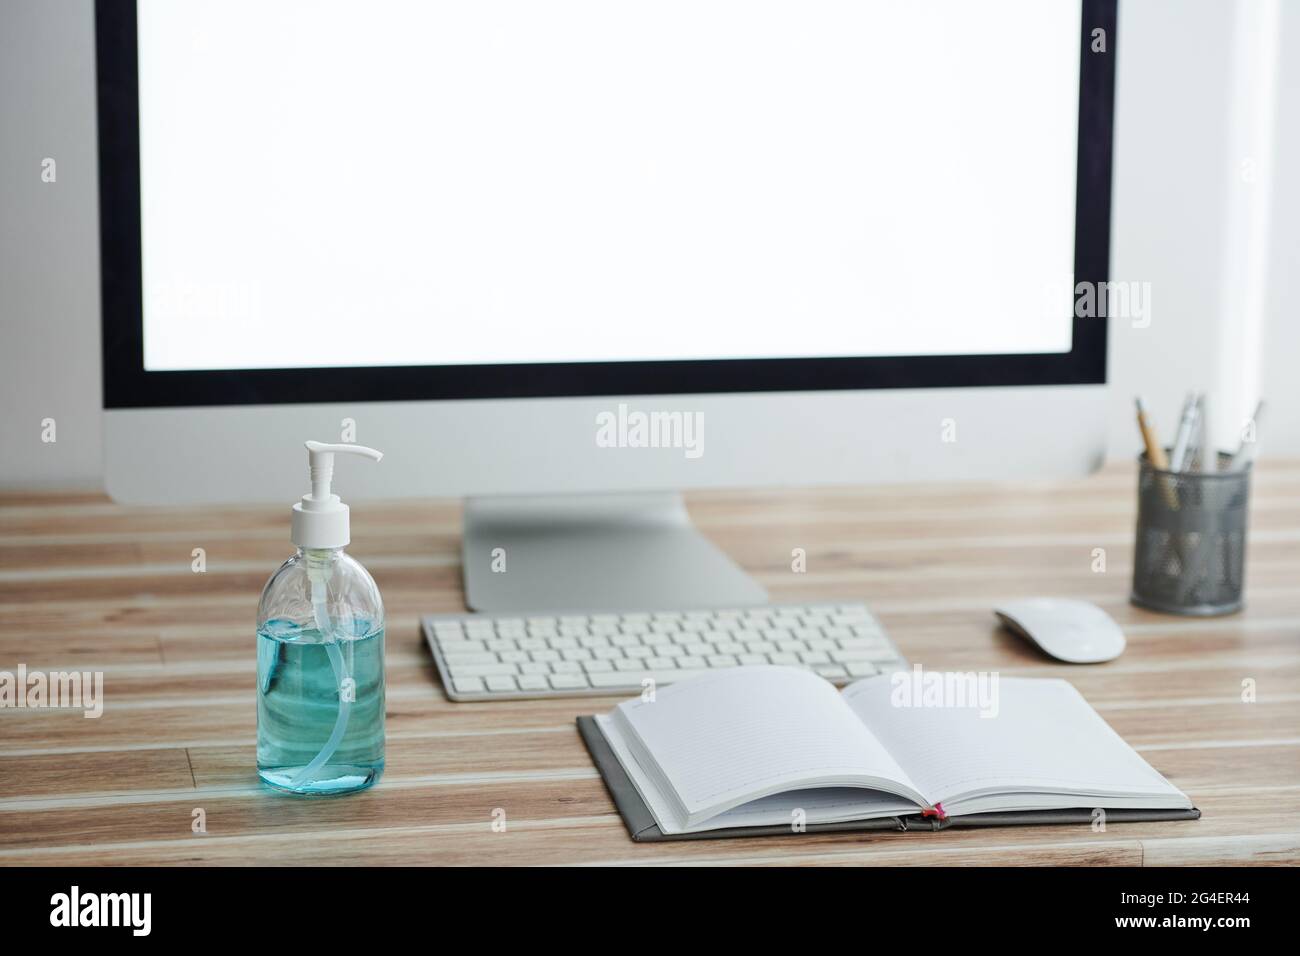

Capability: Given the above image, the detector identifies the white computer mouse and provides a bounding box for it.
[993,598,1126,663]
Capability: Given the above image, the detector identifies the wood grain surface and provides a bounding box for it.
[2,461,1298,866]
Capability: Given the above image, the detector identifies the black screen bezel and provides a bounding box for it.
[97,0,1115,409]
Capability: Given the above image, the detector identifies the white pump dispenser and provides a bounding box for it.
[290,441,384,549]
[257,440,387,795]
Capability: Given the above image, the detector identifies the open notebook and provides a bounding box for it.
[579,666,1198,840]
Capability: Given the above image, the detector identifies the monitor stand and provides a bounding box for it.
[461,492,769,613]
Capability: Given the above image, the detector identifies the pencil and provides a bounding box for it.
[1135,397,1170,470]
[1136,397,1179,509]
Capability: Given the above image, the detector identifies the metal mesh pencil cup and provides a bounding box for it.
[1130,451,1250,616]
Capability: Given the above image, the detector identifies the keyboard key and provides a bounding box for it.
[452,677,485,695]
[583,659,614,673]
[485,675,518,692]
[548,672,590,690]
[707,654,739,668]
[839,634,889,649]
[846,661,879,678]
[837,646,903,663]
[442,650,497,666]
[450,662,518,678]
[439,638,485,652]
[585,672,642,688]
[517,674,549,691]
[814,665,848,680]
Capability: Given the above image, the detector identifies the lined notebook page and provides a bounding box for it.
[616,666,920,820]
[843,676,1189,807]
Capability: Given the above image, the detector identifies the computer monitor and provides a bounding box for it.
[96,0,1114,611]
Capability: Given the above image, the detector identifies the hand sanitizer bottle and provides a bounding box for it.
[257,441,386,795]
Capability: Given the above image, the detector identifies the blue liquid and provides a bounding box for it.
[256,618,385,795]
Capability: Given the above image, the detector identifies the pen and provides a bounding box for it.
[1168,392,1201,472]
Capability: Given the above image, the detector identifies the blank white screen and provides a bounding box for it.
[137,0,1081,370]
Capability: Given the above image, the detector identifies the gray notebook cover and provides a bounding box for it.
[577,716,1201,842]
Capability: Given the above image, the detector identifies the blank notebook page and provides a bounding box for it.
[843,676,1185,805]
[617,666,916,816]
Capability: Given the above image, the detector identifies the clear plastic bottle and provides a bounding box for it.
[256,442,386,795]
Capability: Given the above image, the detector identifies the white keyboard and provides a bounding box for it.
[423,602,907,701]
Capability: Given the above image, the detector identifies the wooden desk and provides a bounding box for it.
[2,461,1298,866]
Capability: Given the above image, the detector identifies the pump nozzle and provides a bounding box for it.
[292,441,384,549]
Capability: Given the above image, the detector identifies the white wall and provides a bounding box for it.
[1108,0,1295,460]
[1258,0,1300,456]
[1,0,1296,491]
[0,0,102,489]
[1107,0,1233,458]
